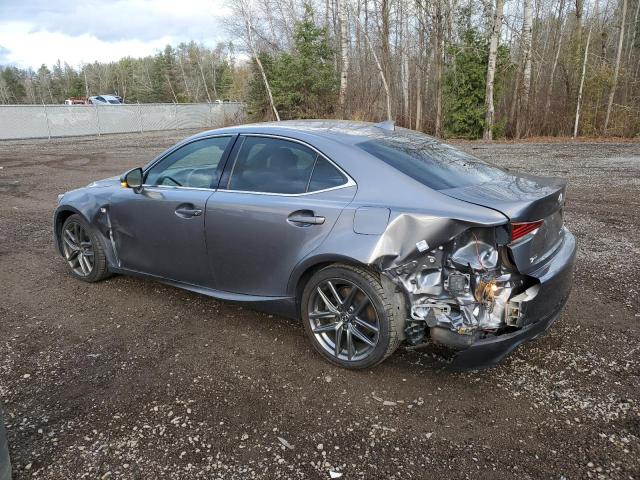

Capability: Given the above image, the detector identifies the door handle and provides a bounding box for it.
[287,212,325,226]
[175,207,203,218]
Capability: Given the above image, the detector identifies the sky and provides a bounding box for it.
[0,0,232,69]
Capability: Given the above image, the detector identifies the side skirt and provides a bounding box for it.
[109,267,299,319]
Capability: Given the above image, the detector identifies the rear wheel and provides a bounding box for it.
[301,264,401,369]
[60,214,110,282]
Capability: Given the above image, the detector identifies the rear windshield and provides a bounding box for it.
[356,134,506,190]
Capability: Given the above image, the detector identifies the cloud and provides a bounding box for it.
[0,46,10,65]
[0,0,232,68]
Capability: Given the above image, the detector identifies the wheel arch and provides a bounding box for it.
[289,254,379,313]
[53,206,87,255]
[54,205,117,268]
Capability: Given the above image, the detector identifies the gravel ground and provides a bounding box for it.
[0,131,638,479]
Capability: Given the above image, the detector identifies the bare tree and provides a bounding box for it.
[234,0,281,120]
[338,0,350,115]
[604,0,628,131]
[353,3,392,120]
[543,0,566,132]
[516,0,533,138]
[483,0,505,140]
[177,54,192,102]
[574,0,599,137]
[197,56,212,103]
[415,1,427,131]
[401,3,410,121]
[627,0,640,62]
[434,0,445,137]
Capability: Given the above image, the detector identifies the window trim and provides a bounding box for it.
[141,134,237,191]
[222,133,356,197]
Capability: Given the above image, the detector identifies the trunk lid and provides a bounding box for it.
[440,173,568,273]
[439,173,566,222]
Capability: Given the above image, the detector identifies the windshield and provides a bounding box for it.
[356,132,506,190]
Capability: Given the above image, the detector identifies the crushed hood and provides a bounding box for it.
[439,173,567,222]
[87,176,120,188]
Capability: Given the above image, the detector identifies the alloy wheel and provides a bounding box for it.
[308,278,380,362]
[61,221,94,277]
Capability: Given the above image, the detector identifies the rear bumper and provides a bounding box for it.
[450,228,576,371]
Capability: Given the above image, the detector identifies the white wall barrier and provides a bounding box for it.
[0,102,245,140]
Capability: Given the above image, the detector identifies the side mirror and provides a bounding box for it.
[121,167,143,192]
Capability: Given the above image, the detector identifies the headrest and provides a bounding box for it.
[267,147,298,171]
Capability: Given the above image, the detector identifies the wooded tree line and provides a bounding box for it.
[232,0,640,137]
[0,0,638,138]
[0,42,243,106]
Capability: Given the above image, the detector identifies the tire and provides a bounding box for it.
[301,264,402,369]
[60,214,110,283]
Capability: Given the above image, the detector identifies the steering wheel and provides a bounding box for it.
[157,175,182,186]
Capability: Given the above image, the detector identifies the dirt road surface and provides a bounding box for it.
[0,131,638,479]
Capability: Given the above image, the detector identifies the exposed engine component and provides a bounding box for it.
[505,284,540,327]
[430,326,480,350]
[450,238,499,270]
[444,271,469,296]
[404,320,427,345]
[386,227,535,348]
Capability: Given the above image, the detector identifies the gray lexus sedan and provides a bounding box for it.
[54,120,576,370]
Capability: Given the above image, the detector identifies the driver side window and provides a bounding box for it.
[145,136,231,188]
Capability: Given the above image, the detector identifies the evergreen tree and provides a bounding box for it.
[246,4,338,120]
[444,29,512,138]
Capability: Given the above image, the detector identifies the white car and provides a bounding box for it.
[88,95,122,105]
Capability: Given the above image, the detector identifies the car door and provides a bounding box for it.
[109,135,234,286]
[205,135,357,296]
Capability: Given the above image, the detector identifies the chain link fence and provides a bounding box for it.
[0,102,245,140]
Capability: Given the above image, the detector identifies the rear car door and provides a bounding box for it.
[109,135,234,286]
[205,135,357,296]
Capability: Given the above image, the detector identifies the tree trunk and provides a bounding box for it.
[516,0,533,138]
[401,6,410,122]
[84,70,90,98]
[627,0,640,62]
[354,5,392,120]
[197,60,212,103]
[543,0,568,133]
[338,0,350,115]
[604,0,628,131]
[483,0,505,140]
[243,12,280,121]
[434,1,444,137]
[177,54,191,102]
[543,0,566,133]
[415,5,426,131]
[165,74,179,103]
[380,0,392,117]
[210,56,218,100]
[573,0,597,137]
[575,0,584,44]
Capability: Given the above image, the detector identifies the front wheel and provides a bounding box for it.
[301,264,402,369]
[60,214,110,282]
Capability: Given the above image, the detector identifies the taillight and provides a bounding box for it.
[510,220,543,242]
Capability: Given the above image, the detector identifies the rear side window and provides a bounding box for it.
[356,133,506,190]
[309,156,347,191]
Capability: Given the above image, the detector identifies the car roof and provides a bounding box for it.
[190,120,439,147]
